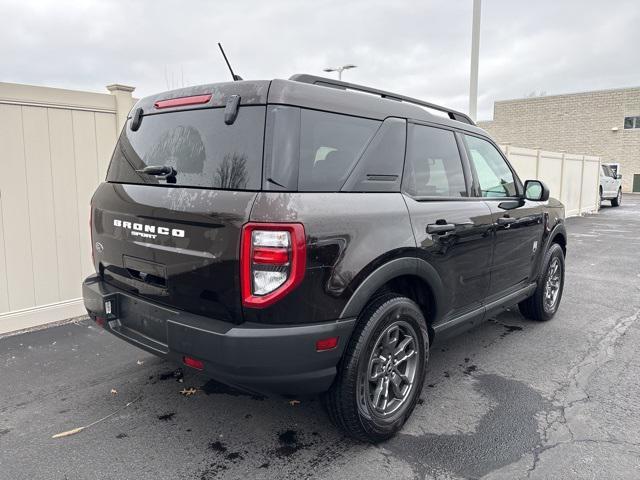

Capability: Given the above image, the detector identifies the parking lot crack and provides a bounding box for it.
[559,308,639,404]
[529,308,640,476]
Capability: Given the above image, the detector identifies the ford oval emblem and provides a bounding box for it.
[95,242,104,253]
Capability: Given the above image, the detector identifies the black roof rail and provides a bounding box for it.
[289,74,475,126]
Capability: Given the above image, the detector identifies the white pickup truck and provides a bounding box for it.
[600,163,622,207]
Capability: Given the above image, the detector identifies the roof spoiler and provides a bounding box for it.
[289,74,475,126]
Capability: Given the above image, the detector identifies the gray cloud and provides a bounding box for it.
[1,0,638,119]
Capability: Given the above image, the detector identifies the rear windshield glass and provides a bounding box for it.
[107,106,265,190]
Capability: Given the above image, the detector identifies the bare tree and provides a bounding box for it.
[215,153,248,189]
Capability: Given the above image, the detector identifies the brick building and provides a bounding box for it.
[478,86,640,192]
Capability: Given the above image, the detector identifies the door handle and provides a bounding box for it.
[497,216,517,226]
[427,223,456,234]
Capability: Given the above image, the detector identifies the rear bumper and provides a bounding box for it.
[82,275,355,395]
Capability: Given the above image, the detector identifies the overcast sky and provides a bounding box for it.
[2,0,638,120]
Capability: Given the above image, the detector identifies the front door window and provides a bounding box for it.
[464,135,517,197]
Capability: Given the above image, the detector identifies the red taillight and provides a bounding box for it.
[316,337,339,352]
[183,356,204,371]
[253,247,289,265]
[240,223,306,308]
[154,94,212,109]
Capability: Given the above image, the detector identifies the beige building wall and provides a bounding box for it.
[0,82,134,333]
[478,86,640,192]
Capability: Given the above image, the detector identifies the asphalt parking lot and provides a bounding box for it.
[1,195,639,480]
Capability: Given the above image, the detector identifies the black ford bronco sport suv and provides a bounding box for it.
[83,74,566,442]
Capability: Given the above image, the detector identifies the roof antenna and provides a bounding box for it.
[217,43,243,81]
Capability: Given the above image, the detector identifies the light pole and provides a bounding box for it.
[323,64,357,81]
[469,0,482,121]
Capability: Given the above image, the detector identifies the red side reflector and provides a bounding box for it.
[154,94,212,109]
[253,247,289,265]
[316,337,339,352]
[183,356,204,370]
[95,316,105,327]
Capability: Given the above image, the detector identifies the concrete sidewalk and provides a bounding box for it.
[1,196,639,480]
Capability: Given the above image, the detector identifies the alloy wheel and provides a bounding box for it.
[544,257,562,312]
[358,319,419,417]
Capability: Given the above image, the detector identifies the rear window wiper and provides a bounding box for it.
[136,166,177,183]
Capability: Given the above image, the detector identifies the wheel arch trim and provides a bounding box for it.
[547,223,567,253]
[339,257,445,321]
[533,222,566,280]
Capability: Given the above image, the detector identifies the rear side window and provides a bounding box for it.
[107,106,265,190]
[299,110,380,191]
[402,124,467,197]
[464,135,517,197]
[263,107,382,192]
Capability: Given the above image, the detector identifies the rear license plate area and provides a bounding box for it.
[117,294,169,345]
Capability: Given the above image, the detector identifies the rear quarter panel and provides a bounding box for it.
[247,192,416,324]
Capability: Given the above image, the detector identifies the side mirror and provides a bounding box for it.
[616,174,622,180]
[524,179,550,201]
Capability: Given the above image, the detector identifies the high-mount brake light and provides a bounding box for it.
[154,94,212,109]
[240,223,306,308]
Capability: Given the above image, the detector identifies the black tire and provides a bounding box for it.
[611,188,622,207]
[519,243,565,321]
[599,187,603,203]
[323,294,429,443]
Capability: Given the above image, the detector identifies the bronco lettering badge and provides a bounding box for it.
[113,219,185,239]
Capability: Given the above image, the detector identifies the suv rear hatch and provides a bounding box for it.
[92,82,268,324]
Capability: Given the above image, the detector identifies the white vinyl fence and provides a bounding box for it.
[501,145,601,217]
[0,82,601,334]
[0,82,134,334]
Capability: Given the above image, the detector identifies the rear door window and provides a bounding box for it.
[107,106,265,190]
[341,117,406,192]
[402,124,468,197]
